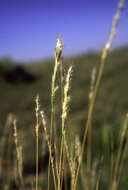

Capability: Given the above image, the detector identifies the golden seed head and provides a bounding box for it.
[55,35,63,61]
[118,0,124,11]
[35,95,40,112]
[75,136,81,159]
[62,66,72,120]
[13,119,17,138]
[56,35,63,50]
[40,110,46,127]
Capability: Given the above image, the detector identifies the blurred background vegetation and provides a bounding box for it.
[0,46,128,189]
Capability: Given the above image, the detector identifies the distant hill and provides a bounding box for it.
[0,47,128,131]
[0,47,128,189]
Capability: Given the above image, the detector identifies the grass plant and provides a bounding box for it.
[35,95,40,190]
[1,0,127,189]
[74,0,125,189]
[13,119,24,190]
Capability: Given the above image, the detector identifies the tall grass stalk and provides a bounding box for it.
[87,67,97,174]
[59,52,68,190]
[74,0,125,189]
[60,56,65,190]
[40,111,57,190]
[58,66,72,190]
[48,36,63,190]
[35,95,39,190]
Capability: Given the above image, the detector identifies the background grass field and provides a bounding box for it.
[0,46,128,189]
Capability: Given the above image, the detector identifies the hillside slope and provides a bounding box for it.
[0,47,128,129]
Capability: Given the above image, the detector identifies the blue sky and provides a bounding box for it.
[0,0,128,62]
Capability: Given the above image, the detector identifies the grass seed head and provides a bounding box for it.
[55,35,63,62]
[62,66,72,121]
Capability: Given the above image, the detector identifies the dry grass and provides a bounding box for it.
[0,0,127,190]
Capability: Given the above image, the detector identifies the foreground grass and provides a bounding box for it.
[0,0,128,189]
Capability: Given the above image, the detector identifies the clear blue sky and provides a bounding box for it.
[0,0,128,62]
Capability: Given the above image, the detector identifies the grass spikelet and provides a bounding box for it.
[52,35,63,97]
[55,34,63,62]
[102,0,125,60]
[13,119,24,189]
[75,136,81,164]
[62,66,72,122]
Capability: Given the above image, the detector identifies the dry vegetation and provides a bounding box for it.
[0,0,128,190]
